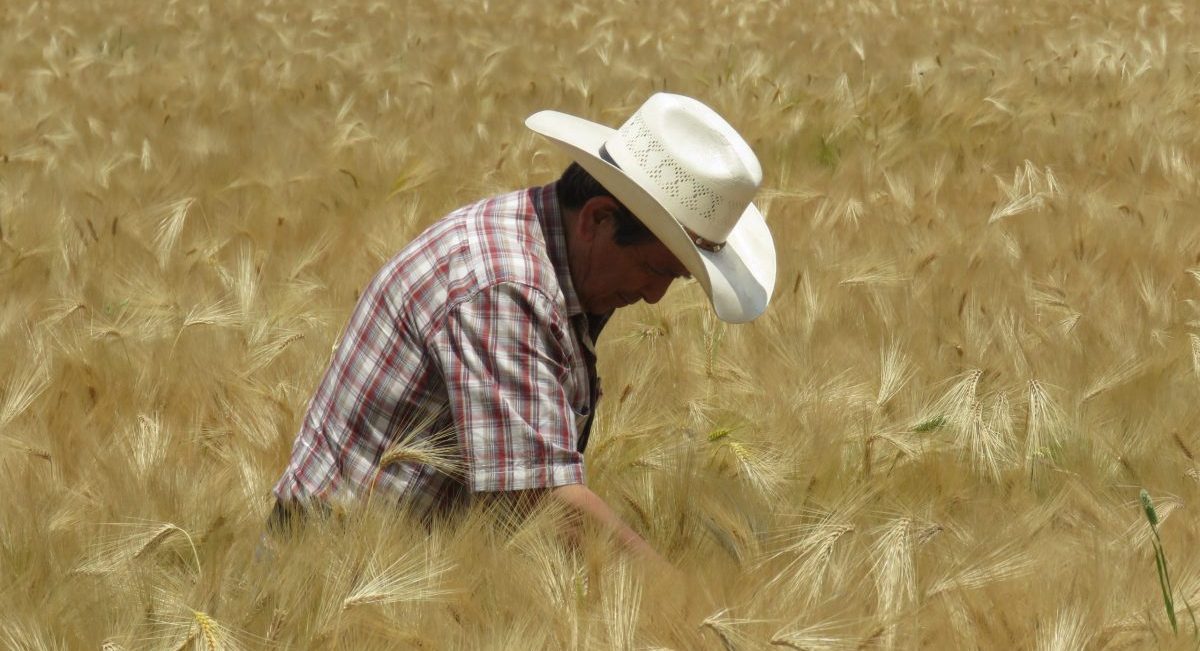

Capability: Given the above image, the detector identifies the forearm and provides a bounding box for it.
[549,483,661,562]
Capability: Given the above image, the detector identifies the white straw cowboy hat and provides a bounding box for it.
[526,93,776,323]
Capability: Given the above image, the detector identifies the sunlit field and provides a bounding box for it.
[4,0,1200,647]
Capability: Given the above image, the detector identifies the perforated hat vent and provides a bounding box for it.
[618,114,724,225]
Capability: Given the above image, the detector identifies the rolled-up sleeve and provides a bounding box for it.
[428,282,585,492]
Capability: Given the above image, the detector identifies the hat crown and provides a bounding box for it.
[608,93,762,243]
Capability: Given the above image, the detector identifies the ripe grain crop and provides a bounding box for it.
[3,0,1200,647]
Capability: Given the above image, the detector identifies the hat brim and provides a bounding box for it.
[526,110,776,323]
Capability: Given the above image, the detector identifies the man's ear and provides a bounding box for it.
[576,196,621,243]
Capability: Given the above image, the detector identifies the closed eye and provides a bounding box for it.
[651,266,684,279]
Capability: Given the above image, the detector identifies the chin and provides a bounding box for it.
[592,299,621,314]
[586,296,629,314]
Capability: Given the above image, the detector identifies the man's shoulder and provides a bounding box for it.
[460,188,556,286]
[375,187,563,325]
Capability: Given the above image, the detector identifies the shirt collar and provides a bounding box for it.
[533,183,614,336]
[533,183,584,318]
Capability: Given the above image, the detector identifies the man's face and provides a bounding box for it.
[568,197,691,314]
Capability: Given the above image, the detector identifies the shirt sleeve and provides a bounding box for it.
[428,282,586,492]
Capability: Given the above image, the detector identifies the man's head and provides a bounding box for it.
[529,93,775,322]
[557,163,691,314]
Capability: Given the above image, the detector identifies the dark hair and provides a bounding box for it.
[555,162,656,246]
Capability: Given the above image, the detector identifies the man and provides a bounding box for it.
[270,93,776,561]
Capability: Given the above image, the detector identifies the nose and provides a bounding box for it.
[641,277,673,304]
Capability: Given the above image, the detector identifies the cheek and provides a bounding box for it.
[626,265,655,290]
[590,249,648,299]
[599,257,631,285]
[638,266,664,289]
[582,262,625,305]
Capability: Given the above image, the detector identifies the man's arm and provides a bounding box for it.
[549,483,665,563]
[431,285,669,567]
[479,482,667,566]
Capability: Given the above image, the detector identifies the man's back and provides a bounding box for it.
[273,184,599,520]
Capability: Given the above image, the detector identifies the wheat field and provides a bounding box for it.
[3,0,1200,648]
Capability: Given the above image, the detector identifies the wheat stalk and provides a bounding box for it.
[75,521,201,576]
[341,550,455,609]
[701,609,761,651]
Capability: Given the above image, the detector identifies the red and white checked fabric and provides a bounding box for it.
[272,184,607,520]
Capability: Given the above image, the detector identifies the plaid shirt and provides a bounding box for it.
[272,184,608,519]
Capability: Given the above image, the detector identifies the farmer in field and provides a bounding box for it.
[269,93,775,561]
